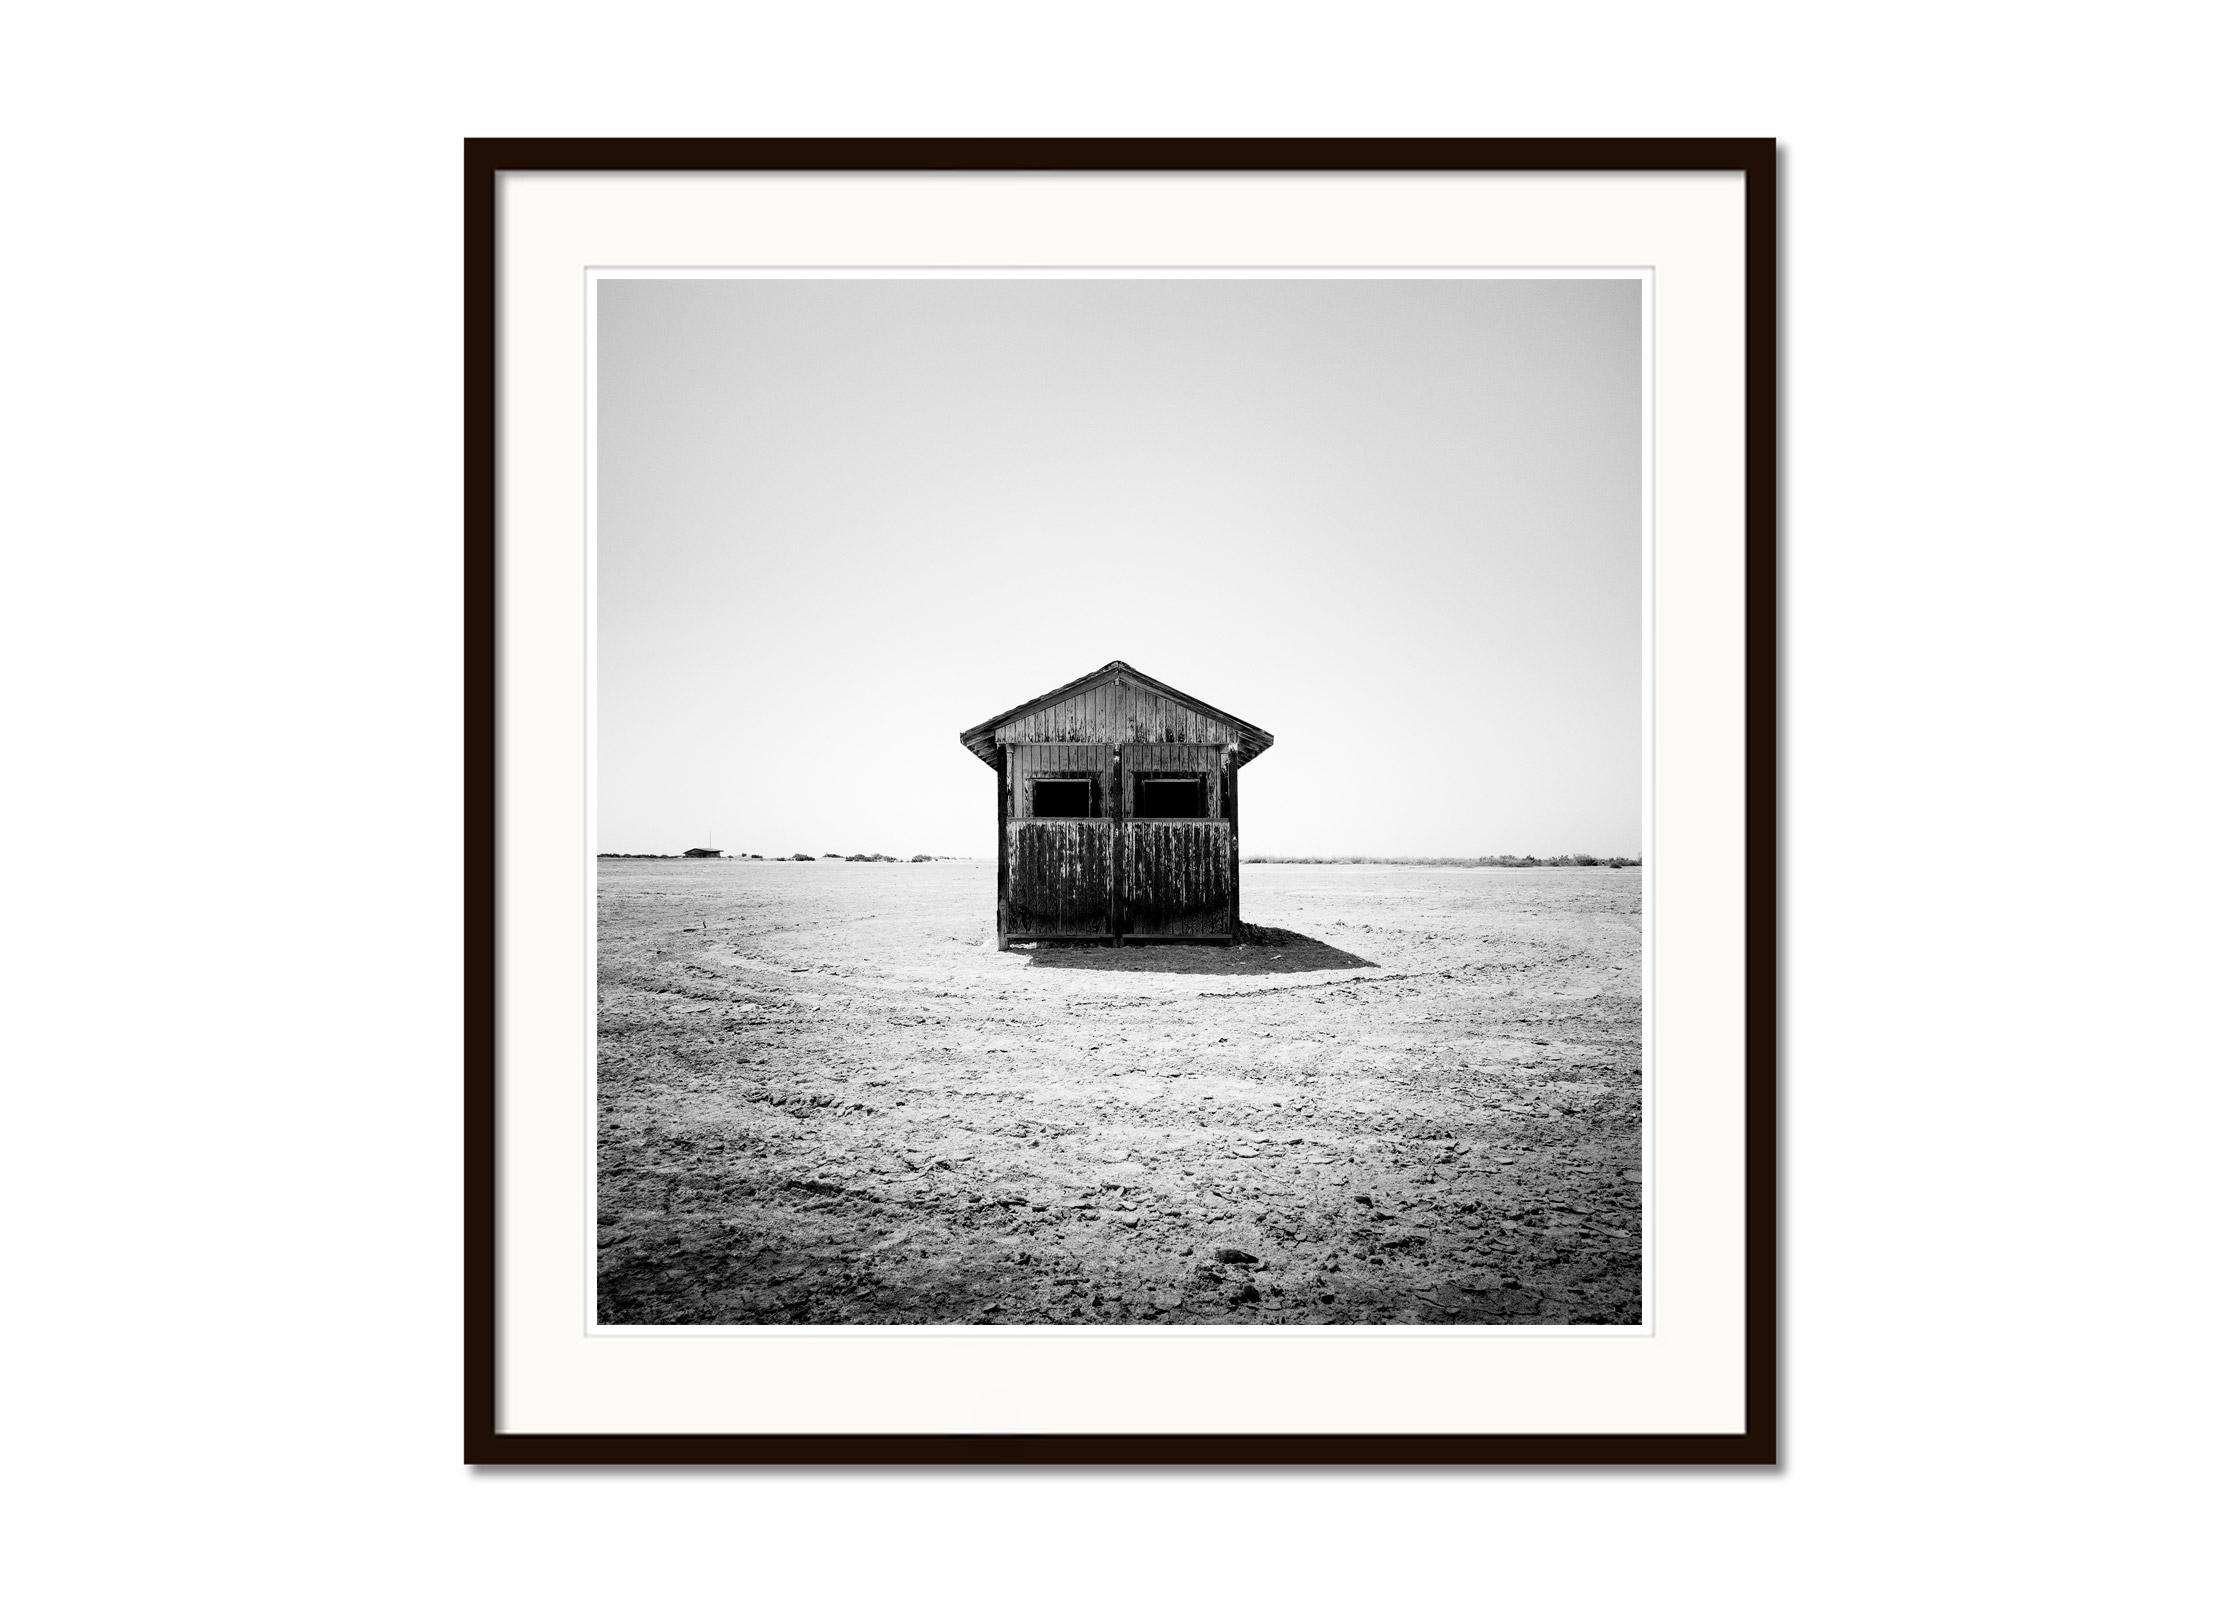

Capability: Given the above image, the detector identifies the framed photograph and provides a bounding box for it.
[469,138,1775,1464]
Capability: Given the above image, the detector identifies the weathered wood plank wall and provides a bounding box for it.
[991,683,1235,749]
[1121,822,1234,938]
[1004,820,1116,938]
[1009,742,1109,815]
[1119,741,1223,819]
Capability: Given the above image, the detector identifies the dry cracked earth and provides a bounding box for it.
[598,859,1642,1325]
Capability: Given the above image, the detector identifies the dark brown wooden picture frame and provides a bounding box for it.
[467,137,1776,1466]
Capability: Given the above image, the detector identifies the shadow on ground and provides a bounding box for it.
[1018,925,1377,975]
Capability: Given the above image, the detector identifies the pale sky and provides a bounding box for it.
[597,276,1641,858]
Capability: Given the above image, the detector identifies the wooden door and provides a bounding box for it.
[1002,743,1116,940]
[1118,743,1234,940]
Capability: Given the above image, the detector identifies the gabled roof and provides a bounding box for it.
[959,660,1274,771]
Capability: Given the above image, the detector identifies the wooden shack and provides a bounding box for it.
[960,661,1273,948]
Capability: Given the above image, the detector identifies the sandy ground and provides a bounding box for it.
[597,859,1642,1325]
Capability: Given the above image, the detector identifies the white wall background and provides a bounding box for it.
[3,3,2231,1595]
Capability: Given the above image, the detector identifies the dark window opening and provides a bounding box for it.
[1031,778,1096,818]
[1133,774,1207,819]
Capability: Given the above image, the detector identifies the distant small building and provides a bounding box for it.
[960,660,1272,948]
[682,847,721,859]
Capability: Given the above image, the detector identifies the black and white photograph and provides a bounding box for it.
[593,273,1646,1327]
